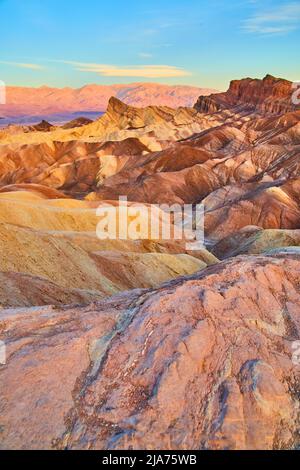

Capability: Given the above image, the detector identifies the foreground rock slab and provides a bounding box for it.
[0,254,300,450]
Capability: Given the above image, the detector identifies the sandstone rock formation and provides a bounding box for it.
[62,117,93,129]
[195,74,299,115]
[1,254,299,450]
[0,137,151,193]
[203,179,300,242]
[0,94,220,147]
[0,189,216,308]
[32,120,54,132]
[212,227,300,259]
[0,74,300,451]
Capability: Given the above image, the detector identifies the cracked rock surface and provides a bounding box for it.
[1,254,299,450]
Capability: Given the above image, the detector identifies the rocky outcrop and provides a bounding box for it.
[76,96,212,146]
[203,179,300,241]
[0,138,151,193]
[0,73,300,451]
[0,271,104,308]
[94,113,300,205]
[0,78,299,242]
[0,189,216,307]
[32,120,54,132]
[195,75,299,115]
[1,254,299,450]
[0,94,220,147]
[62,117,93,129]
[212,227,300,259]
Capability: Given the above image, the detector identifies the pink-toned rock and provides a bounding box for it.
[204,180,300,242]
[0,254,299,450]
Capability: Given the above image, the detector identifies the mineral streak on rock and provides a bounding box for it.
[0,255,299,450]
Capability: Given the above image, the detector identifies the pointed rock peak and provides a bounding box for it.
[33,120,53,131]
[107,96,130,114]
[263,74,277,81]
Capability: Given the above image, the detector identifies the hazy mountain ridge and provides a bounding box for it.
[1,82,218,119]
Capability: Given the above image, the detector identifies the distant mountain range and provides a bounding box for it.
[0,82,218,125]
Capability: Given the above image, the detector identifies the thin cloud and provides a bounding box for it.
[0,60,45,70]
[242,2,300,35]
[138,52,153,59]
[62,61,191,78]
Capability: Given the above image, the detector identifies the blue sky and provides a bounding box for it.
[0,0,299,90]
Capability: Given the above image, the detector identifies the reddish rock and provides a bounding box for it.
[0,138,150,193]
[204,180,300,241]
[0,74,300,451]
[212,227,300,260]
[195,74,299,115]
[0,254,299,450]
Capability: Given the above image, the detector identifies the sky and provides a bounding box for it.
[0,0,299,90]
